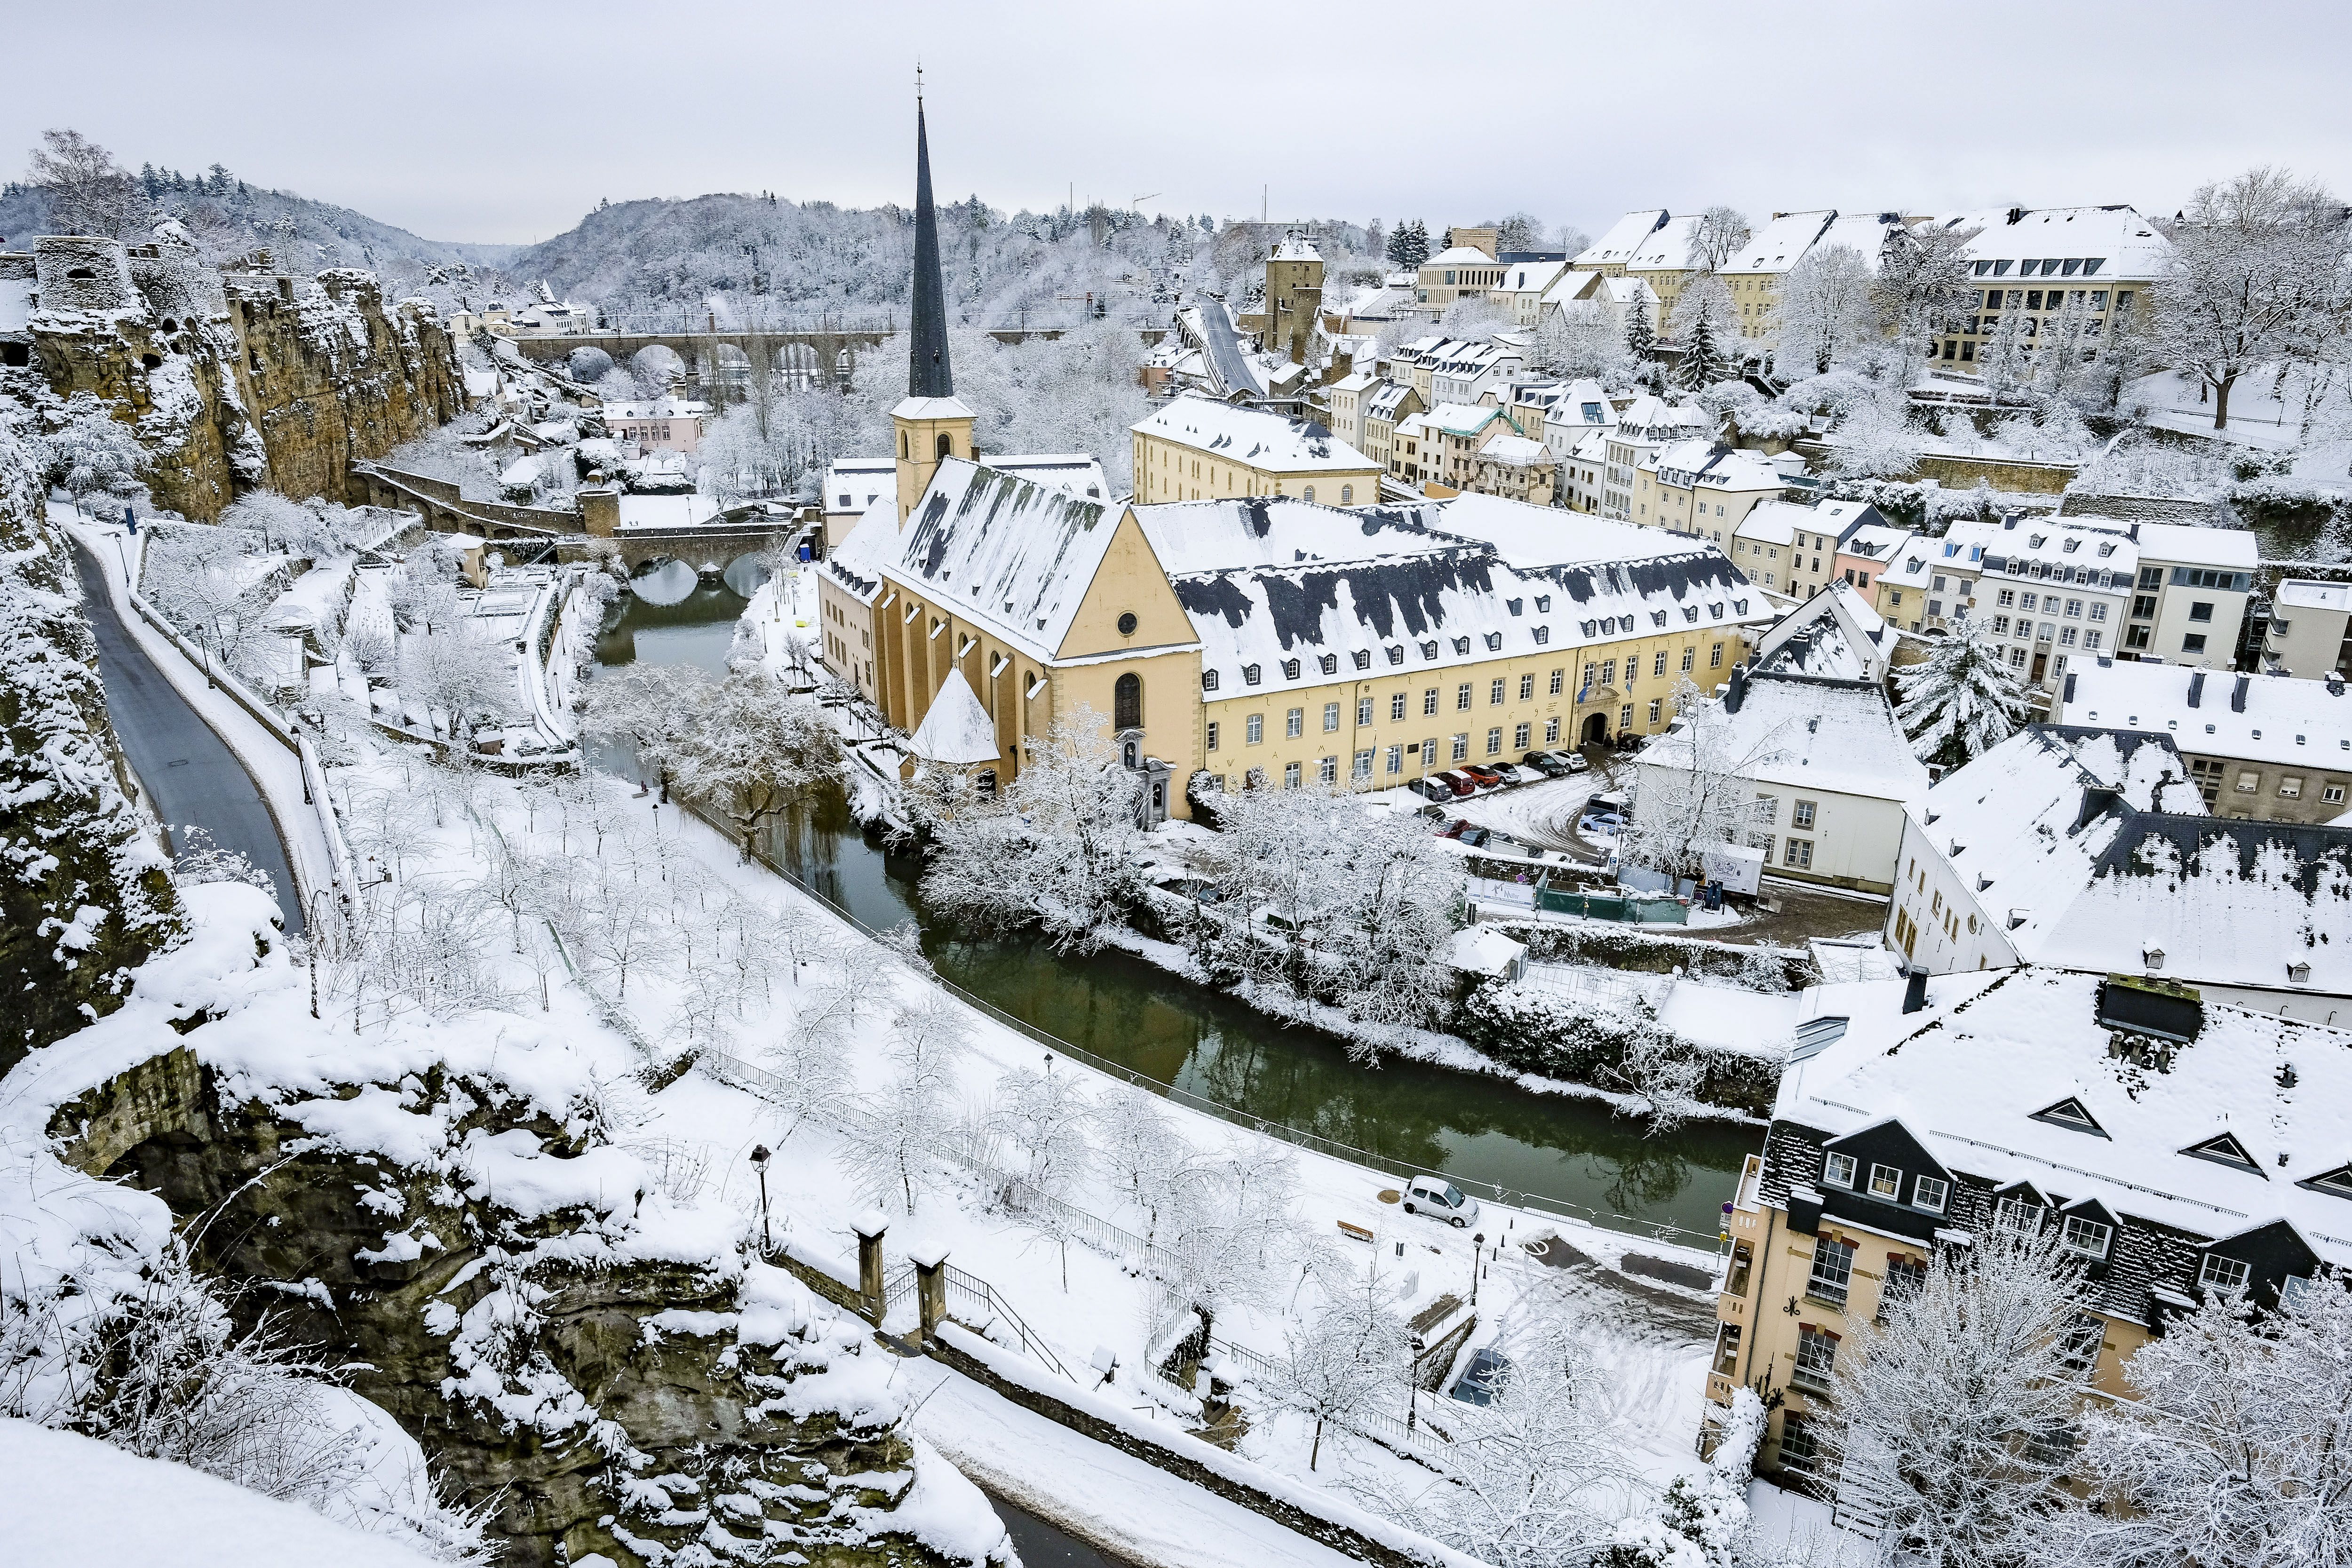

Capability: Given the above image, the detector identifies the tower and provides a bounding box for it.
[893,78,975,525]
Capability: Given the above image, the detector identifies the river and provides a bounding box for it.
[590,582,1760,1243]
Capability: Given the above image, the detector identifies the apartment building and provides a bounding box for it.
[1711,961,2343,1486]
[1465,433,1556,507]
[1569,209,1670,277]
[1630,439,1793,543]
[1869,521,1994,633]
[1622,213,1706,321]
[1731,499,1884,603]
[2264,579,2352,677]
[1415,245,1506,313]
[1599,396,1713,520]
[1541,268,1660,339]
[1922,205,2172,374]
[2053,659,2352,823]
[2121,521,2257,666]
[1393,402,1528,493]
[1429,336,1528,406]
[1131,396,1382,507]
[1359,381,1424,477]
[1717,211,1837,342]
[1493,257,1573,327]
[1324,370,1376,452]
[1969,516,2137,689]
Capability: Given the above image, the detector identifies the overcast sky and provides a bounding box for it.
[10,0,2351,248]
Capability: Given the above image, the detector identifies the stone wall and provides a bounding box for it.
[12,234,465,520]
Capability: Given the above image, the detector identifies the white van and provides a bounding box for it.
[1401,1175,1480,1229]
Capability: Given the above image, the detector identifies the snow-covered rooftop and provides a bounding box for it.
[1424,245,1499,267]
[1132,397,1375,474]
[1807,213,1904,273]
[614,494,723,530]
[1647,439,1788,493]
[1648,669,1931,803]
[2130,520,2260,570]
[1625,214,1703,272]
[1931,204,2174,282]
[1133,496,1458,578]
[1478,435,1549,467]
[2057,661,2352,772]
[1572,210,1669,270]
[2278,579,2352,613]
[1775,966,2352,1271]
[1751,582,1891,682]
[907,667,1003,765]
[1719,211,1836,278]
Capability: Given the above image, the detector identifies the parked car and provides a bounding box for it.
[1438,819,1489,847]
[1462,764,1504,788]
[1408,777,1453,803]
[1449,1347,1514,1407]
[1430,770,1477,797]
[1521,751,1572,778]
[1415,801,1451,820]
[1563,751,1591,773]
[1401,1174,1480,1228]
[1489,762,1528,786]
[1578,812,1623,835]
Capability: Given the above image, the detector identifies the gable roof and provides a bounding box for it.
[1720,210,1837,278]
[884,457,1132,662]
[1132,497,1458,578]
[1626,214,1706,272]
[2057,660,2352,771]
[1751,581,1892,681]
[1573,210,1670,269]
[907,667,1001,765]
[1132,396,1376,474]
[1644,669,1932,803]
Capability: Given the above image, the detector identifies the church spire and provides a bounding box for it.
[908,82,953,399]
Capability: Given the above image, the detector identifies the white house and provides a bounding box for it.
[1636,664,1930,894]
[1752,582,1896,683]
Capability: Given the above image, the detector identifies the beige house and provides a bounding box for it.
[1393,402,1526,493]
[1630,439,1793,543]
[1622,213,1706,321]
[1359,381,1423,477]
[1541,269,1660,338]
[1414,246,1507,314]
[2265,579,2352,677]
[2122,521,2257,667]
[1599,396,1713,520]
[1324,370,1376,452]
[1132,396,1382,507]
[1717,210,1836,342]
[1921,205,2172,377]
[1732,499,1883,605]
[1465,433,1556,507]
[1492,257,1572,327]
[2052,658,2352,823]
[1569,210,1669,277]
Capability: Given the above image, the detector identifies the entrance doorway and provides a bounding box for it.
[1582,712,1611,745]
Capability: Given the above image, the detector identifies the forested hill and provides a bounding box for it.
[0,161,517,305]
[506,192,1384,332]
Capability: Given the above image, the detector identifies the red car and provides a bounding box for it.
[1462,764,1505,788]
[1430,770,1477,797]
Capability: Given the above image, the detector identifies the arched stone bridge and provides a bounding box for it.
[507,327,890,391]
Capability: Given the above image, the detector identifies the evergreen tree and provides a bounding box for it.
[1894,610,2033,768]
[1388,220,1430,271]
[1623,304,1657,366]
[1676,304,1724,391]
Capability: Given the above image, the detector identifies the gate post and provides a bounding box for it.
[853,1212,888,1325]
[908,1244,948,1345]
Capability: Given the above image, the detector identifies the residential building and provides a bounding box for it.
[1732,499,1882,605]
[1570,210,1670,277]
[1631,439,1792,543]
[820,456,896,550]
[1972,514,2137,689]
[1359,380,1424,477]
[1540,269,1660,338]
[1393,402,1530,494]
[1493,257,1573,328]
[1599,397,1713,521]
[1870,519,1995,634]
[1636,664,1930,893]
[1131,396,1382,507]
[1429,336,1528,406]
[1711,962,2344,1483]
[1750,582,1896,683]
[2053,659,2352,823]
[1324,369,1376,452]
[1465,433,1556,507]
[1920,206,2172,376]
[2264,579,2352,677]
[1886,722,2352,1018]
[604,398,708,455]
[1718,211,1836,342]
[1387,335,1477,406]
[1622,214,1706,322]
[1832,519,1912,606]
[1415,246,1507,314]
[2122,521,2257,666]
[1560,429,1611,515]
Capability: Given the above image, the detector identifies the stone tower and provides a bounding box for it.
[1263,231,1324,368]
[893,90,975,525]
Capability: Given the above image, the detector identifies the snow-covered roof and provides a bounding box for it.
[1133,497,1459,578]
[1930,205,2174,283]
[1573,210,1670,269]
[1177,301,1265,398]
[1647,439,1788,493]
[1272,234,1322,262]
[2130,520,2260,570]
[1719,211,1837,279]
[1612,395,1710,440]
[821,492,901,605]
[2057,661,2352,772]
[989,454,1111,500]
[1625,214,1704,272]
[1500,259,1571,294]
[1837,520,1914,562]
[824,456,896,514]
[1647,669,1931,803]
[1328,370,1376,393]
[882,457,1159,665]
[1774,966,2352,1272]
[1415,401,1516,438]
[0,277,32,334]
[614,494,723,530]
[1424,245,1499,268]
[1807,213,1904,273]
[1363,380,1420,422]
[603,398,711,420]
[1751,581,1892,682]
[1478,434,1550,467]
[908,667,1003,765]
[1131,397,1376,474]
[1450,927,1527,976]
[1975,512,2137,583]
[2278,579,2352,613]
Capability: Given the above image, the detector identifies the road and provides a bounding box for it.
[68,538,303,934]
[989,1492,1128,1568]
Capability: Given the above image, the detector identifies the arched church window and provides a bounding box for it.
[1114,672,1142,731]
[937,432,954,459]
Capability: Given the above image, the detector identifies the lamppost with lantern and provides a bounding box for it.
[748,1144,772,1254]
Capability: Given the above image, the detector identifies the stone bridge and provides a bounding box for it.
[505,324,1169,393]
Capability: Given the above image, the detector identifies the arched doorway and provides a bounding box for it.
[1581,712,1611,745]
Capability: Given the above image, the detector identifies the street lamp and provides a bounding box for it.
[1471,1231,1486,1306]
[749,1144,772,1254]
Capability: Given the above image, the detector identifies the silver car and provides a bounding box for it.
[1402,1174,1480,1228]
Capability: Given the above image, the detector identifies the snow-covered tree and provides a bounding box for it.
[2156,167,2352,429]
[1687,207,1752,275]
[667,669,840,856]
[1537,301,1630,382]
[1875,220,1980,358]
[1774,245,1876,375]
[39,392,147,515]
[1978,294,2032,396]
[579,662,707,793]
[1149,1141,1313,1356]
[2051,1270,2352,1568]
[921,704,1147,952]
[26,128,149,238]
[1622,677,1783,883]
[1273,1261,1411,1470]
[1895,612,2033,768]
[1491,212,1546,254]
[989,1064,1095,1287]
[1672,276,1736,390]
[1825,396,1926,480]
[837,991,967,1213]
[1603,1387,1766,1568]
[406,619,516,741]
[1823,1229,2086,1568]
[1093,1087,1189,1248]
[1623,304,1659,379]
[1388,220,1431,270]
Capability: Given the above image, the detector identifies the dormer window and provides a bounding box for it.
[2063,538,2081,553]
[1484,633,1503,651]
[1243,663,1263,686]
[1201,669,1219,691]
[1823,1152,1858,1188]
[1507,598,1524,616]
[1995,1194,2042,1236]
[1352,649,1372,670]
[1386,645,1405,665]
[2032,1097,2108,1137]
[1534,595,1551,613]
[1534,626,1550,645]
[1453,637,1471,655]
[1282,659,1300,680]
[1320,654,1338,675]
[2062,1215,2113,1258]
[1581,620,1598,637]
[1867,1163,1902,1200]
[2296,1164,2352,1200]
[1913,1176,1949,1213]
[1420,640,1438,660]
[2200,1253,2251,1294]
[2182,1131,2264,1174]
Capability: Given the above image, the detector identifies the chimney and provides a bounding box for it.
[2231,674,2250,713]
[2186,670,2206,708]
[1725,663,1748,714]
[1902,966,1929,1014]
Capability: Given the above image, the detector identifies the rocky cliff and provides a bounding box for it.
[16,886,1004,1568]
[0,231,466,520]
[0,400,182,1068]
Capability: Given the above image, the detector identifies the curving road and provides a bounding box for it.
[69,538,304,934]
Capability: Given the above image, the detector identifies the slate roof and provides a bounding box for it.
[1719,211,1837,279]
[2057,660,2352,772]
[1645,668,1931,803]
[1752,582,1892,681]
[1133,396,1376,474]
[1625,214,1705,272]
[1929,204,2175,282]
